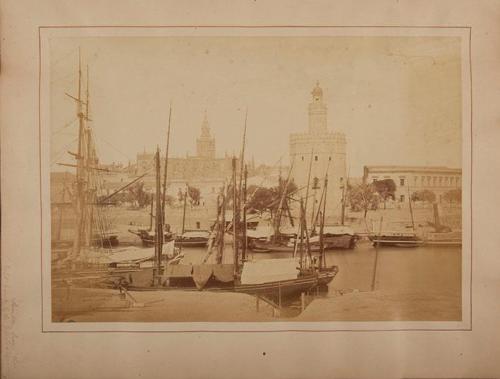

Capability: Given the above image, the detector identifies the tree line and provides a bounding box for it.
[102,178,462,216]
[348,179,462,218]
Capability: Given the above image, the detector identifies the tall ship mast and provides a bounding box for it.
[55,54,118,268]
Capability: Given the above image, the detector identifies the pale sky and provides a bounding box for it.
[49,36,462,177]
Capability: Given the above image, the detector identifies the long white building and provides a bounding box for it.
[363,165,462,203]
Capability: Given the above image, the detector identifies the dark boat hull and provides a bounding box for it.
[251,235,356,252]
[129,230,174,247]
[368,235,423,247]
[174,238,209,248]
[120,267,338,300]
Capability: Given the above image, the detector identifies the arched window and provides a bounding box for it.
[314,156,318,161]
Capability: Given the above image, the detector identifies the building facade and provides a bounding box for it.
[134,113,236,197]
[289,82,347,221]
[363,165,462,203]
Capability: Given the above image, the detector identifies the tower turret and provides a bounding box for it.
[308,81,328,134]
[196,111,216,159]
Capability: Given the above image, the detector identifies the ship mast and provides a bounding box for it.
[217,186,226,264]
[272,161,295,243]
[179,184,188,257]
[407,185,415,231]
[319,174,328,269]
[161,104,172,226]
[242,165,248,262]
[70,50,85,264]
[84,65,94,248]
[238,110,247,261]
[340,166,350,226]
[232,157,239,276]
[304,149,314,215]
[154,147,163,284]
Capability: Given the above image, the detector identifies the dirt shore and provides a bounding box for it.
[52,287,277,322]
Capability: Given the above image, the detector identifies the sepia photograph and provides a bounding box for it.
[42,28,470,326]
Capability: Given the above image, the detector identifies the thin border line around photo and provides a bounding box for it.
[38,25,473,333]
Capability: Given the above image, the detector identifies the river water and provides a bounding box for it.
[174,240,461,298]
[52,240,462,322]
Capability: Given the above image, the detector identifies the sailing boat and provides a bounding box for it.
[248,161,303,252]
[128,106,175,247]
[250,155,357,252]
[368,185,423,247]
[53,57,122,268]
[421,203,461,246]
[308,174,358,250]
[308,169,358,250]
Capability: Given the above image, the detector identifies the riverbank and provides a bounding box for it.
[296,289,461,321]
[52,287,277,322]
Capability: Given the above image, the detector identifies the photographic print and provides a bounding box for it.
[42,27,470,327]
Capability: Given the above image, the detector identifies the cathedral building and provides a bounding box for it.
[289,82,347,221]
[135,112,236,196]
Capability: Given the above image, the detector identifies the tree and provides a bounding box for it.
[373,179,396,209]
[411,190,436,203]
[348,183,379,218]
[127,181,151,208]
[443,188,461,204]
[270,179,298,214]
[188,186,201,206]
[245,180,297,216]
[373,179,396,201]
[246,185,274,215]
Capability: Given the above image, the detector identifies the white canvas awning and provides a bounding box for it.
[240,258,300,285]
[181,231,209,238]
[105,247,154,263]
[102,240,176,264]
[322,225,355,235]
[246,225,274,239]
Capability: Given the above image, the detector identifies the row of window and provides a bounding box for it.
[301,156,332,162]
[312,177,344,187]
[372,175,460,187]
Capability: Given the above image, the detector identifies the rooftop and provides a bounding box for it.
[364,165,462,174]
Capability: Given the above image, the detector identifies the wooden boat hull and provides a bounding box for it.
[129,229,174,247]
[423,232,462,247]
[174,238,209,248]
[368,235,423,247]
[233,269,337,298]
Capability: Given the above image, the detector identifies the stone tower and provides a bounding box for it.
[196,111,216,159]
[289,82,347,222]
